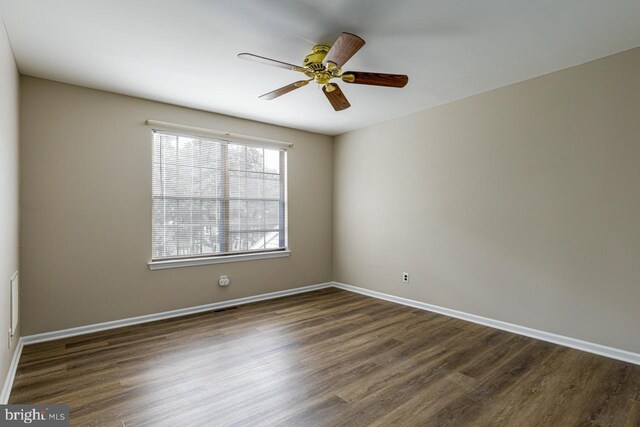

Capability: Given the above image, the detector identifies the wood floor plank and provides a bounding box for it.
[9,288,640,426]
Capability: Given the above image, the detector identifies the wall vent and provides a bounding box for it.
[10,272,18,336]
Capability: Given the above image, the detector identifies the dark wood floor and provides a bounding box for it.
[10,288,640,426]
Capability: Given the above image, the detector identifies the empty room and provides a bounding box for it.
[1,0,640,425]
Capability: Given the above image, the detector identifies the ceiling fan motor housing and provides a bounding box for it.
[303,45,342,85]
[303,45,330,67]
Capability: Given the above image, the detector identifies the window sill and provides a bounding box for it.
[148,250,291,270]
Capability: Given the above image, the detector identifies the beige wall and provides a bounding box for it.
[334,48,640,353]
[16,47,640,355]
[0,20,20,391]
[20,77,333,335]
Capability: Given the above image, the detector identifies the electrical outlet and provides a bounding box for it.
[402,272,409,283]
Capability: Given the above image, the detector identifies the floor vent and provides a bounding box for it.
[212,306,239,313]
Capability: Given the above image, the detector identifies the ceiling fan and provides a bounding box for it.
[238,32,409,111]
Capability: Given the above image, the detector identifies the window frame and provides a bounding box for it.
[148,128,290,269]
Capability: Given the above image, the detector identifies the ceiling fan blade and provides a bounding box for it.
[322,83,351,111]
[323,32,365,71]
[238,53,305,72]
[341,72,409,88]
[259,80,310,100]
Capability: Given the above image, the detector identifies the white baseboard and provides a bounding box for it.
[1,337,24,404]
[332,281,640,366]
[22,282,334,345]
[6,279,639,403]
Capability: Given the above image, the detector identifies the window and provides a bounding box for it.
[152,130,287,262]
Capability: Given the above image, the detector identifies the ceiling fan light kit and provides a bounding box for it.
[238,32,409,111]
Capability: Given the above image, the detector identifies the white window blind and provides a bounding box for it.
[152,130,287,261]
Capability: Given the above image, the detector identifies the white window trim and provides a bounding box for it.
[148,250,291,270]
[149,124,291,268]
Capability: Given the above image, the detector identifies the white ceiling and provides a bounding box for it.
[1,0,639,135]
